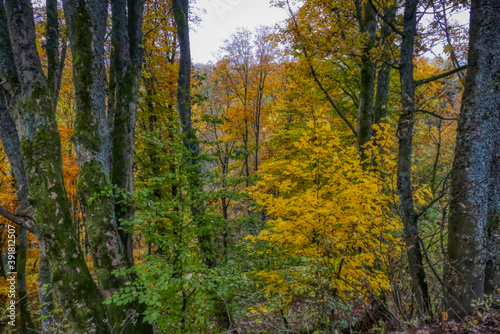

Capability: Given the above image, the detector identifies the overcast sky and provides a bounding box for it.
[190,0,288,64]
[190,1,471,65]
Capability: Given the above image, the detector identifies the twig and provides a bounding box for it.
[416,109,457,121]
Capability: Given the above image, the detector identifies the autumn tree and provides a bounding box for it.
[0,0,153,332]
[447,0,500,319]
[0,0,111,331]
[275,0,397,159]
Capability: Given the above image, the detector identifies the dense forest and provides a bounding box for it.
[0,0,499,333]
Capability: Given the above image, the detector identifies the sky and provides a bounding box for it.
[190,1,471,65]
[190,0,288,64]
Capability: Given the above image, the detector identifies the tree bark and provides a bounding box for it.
[1,2,55,327]
[485,139,500,296]
[0,88,36,333]
[173,0,215,267]
[3,1,111,332]
[63,0,152,332]
[447,0,500,318]
[43,0,63,326]
[110,0,145,265]
[355,0,377,160]
[46,0,58,102]
[373,3,396,124]
[1,2,50,329]
[396,0,431,320]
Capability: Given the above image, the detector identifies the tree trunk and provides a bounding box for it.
[3,1,111,332]
[110,0,145,265]
[373,4,396,124]
[430,119,442,194]
[42,0,62,326]
[63,1,153,332]
[396,0,431,320]
[447,0,500,318]
[46,0,58,103]
[172,0,216,267]
[0,88,36,333]
[485,141,500,296]
[17,228,35,333]
[356,0,377,160]
[38,246,54,331]
[1,2,56,327]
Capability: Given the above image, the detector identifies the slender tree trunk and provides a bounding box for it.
[46,0,58,102]
[396,0,431,320]
[16,228,35,333]
[0,230,5,278]
[42,0,62,326]
[430,119,442,194]
[373,4,396,124]
[254,101,261,173]
[173,0,215,267]
[0,89,36,333]
[254,68,266,173]
[447,0,500,318]
[356,0,377,159]
[244,116,250,186]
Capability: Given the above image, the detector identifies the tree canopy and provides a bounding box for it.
[2,0,500,333]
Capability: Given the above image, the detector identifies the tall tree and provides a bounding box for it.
[0,0,153,332]
[447,0,500,318]
[0,0,110,332]
[395,0,431,319]
[110,0,145,264]
[62,0,152,331]
[355,0,377,159]
[222,28,253,185]
[0,92,35,333]
[373,3,396,124]
[172,0,216,267]
[0,3,35,330]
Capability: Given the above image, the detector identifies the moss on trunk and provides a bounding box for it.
[20,87,111,333]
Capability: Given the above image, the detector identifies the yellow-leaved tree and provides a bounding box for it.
[247,117,400,321]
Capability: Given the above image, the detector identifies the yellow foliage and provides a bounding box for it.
[249,119,401,307]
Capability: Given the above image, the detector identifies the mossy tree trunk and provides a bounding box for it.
[109,0,145,265]
[63,0,153,332]
[39,0,63,327]
[1,1,112,332]
[0,2,59,330]
[1,0,69,328]
[2,102,33,331]
[447,0,500,318]
[0,90,36,333]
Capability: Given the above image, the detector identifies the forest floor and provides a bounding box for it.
[390,308,500,333]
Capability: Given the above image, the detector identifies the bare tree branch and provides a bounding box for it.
[0,205,36,232]
[415,65,467,86]
[308,64,359,137]
[417,109,458,121]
